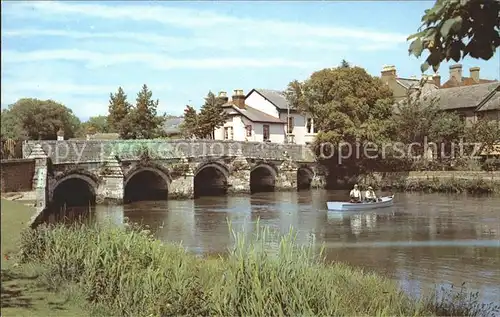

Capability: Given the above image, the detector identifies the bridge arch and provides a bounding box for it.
[297,166,314,190]
[194,162,229,198]
[124,165,171,203]
[250,163,277,194]
[52,172,98,207]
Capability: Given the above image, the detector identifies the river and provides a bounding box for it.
[47,190,500,305]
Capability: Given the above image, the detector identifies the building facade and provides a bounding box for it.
[245,89,317,145]
[212,89,317,145]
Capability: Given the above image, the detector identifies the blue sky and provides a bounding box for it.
[2,1,499,121]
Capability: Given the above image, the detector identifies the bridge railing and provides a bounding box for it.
[23,140,317,164]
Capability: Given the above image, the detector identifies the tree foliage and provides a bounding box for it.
[466,117,500,155]
[180,106,201,139]
[286,66,394,146]
[198,91,229,139]
[340,59,350,68]
[408,0,500,73]
[127,84,165,139]
[108,87,132,138]
[179,91,229,139]
[1,98,80,140]
[81,115,110,136]
[284,65,396,176]
[391,91,466,159]
[107,85,166,139]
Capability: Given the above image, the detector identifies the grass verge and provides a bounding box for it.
[1,199,88,316]
[17,219,500,317]
[386,177,500,194]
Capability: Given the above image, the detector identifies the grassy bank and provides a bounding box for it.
[17,221,500,317]
[375,177,500,194]
[1,199,88,316]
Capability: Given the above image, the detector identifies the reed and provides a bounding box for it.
[390,177,500,194]
[18,220,499,317]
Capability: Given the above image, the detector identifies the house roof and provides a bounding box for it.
[441,77,496,89]
[162,116,184,134]
[476,84,500,112]
[425,81,500,111]
[392,81,500,114]
[222,102,285,124]
[396,77,439,91]
[246,89,290,111]
[396,77,420,89]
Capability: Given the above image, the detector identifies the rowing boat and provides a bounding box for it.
[326,195,394,211]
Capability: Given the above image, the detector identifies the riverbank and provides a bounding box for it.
[17,219,500,316]
[390,177,500,194]
[1,199,88,316]
[358,171,500,194]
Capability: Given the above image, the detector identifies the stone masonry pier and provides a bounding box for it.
[22,140,324,212]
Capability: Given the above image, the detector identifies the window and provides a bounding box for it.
[263,125,270,141]
[224,127,233,140]
[287,116,294,134]
[245,125,252,137]
[306,118,313,133]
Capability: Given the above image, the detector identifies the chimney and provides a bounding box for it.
[470,67,480,83]
[449,64,462,83]
[57,128,64,141]
[232,89,245,109]
[218,91,229,104]
[380,65,397,85]
[433,72,441,87]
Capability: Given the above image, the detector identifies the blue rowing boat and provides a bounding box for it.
[327,195,394,211]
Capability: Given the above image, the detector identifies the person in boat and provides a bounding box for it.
[349,184,361,203]
[364,186,379,203]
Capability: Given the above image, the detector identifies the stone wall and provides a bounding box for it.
[23,140,316,164]
[359,171,500,187]
[0,158,35,192]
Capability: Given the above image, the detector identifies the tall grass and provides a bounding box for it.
[18,221,499,317]
[388,177,500,194]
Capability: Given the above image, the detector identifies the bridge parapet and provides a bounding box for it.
[23,140,316,164]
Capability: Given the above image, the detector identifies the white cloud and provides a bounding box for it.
[0,1,408,118]
[2,29,354,51]
[1,81,172,96]
[4,1,407,45]
[2,49,316,69]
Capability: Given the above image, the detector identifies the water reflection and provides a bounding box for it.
[43,190,500,305]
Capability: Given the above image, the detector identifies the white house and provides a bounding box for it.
[213,90,286,143]
[244,88,317,144]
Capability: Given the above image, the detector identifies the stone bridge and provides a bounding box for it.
[22,140,324,212]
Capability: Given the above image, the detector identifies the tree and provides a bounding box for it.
[179,92,229,139]
[285,66,395,174]
[284,80,305,112]
[1,98,81,140]
[465,117,500,155]
[408,0,500,73]
[82,115,110,134]
[128,84,165,139]
[340,59,350,68]
[108,87,132,135]
[179,105,201,138]
[287,66,394,144]
[198,91,229,139]
[391,91,465,161]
